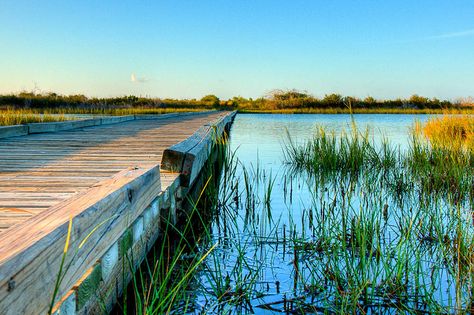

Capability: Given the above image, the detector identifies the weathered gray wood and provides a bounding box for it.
[0,110,235,313]
[0,125,28,139]
[28,119,102,134]
[52,290,76,315]
[184,111,236,186]
[181,126,213,186]
[100,115,135,125]
[161,111,236,187]
[161,125,209,172]
[0,111,224,231]
[135,110,217,120]
[0,166,161,314]
[101,242,119,282]
[74,263,102,310]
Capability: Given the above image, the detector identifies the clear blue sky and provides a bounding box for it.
[1,1,473,100]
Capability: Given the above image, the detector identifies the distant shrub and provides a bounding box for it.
[322,93,344,107]
[200,95,220,107]
[267,89,317,109]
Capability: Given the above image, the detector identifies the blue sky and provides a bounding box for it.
[1,1,473,100]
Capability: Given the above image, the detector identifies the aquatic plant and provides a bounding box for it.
[283,125,398,177]
[115,117,473,314]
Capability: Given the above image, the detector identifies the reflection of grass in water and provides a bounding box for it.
[118,122,473,314]
[197,121,473,313]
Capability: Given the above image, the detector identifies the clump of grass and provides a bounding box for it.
[283,125,397,178]
[0,109,69,126]
[407,116,473,202]
[285,119,472,202]
[116,178,219,315]
[421,115,473,150]
[115,133,234,314]
[406,134,473,202]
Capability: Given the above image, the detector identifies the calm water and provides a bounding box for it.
[227,113,432,225]
[231,113,431,163]
[186,114,470,314]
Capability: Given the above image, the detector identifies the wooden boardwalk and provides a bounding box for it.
[0,111,226,233]
[0,110,236,314]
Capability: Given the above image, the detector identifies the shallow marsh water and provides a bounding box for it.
[178,114,472,314]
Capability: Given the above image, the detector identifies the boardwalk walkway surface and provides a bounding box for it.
[0,110,236,315]
[0,111,226,233]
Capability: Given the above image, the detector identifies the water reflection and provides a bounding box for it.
[185,114,472,314]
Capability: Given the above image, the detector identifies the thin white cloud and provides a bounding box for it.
[391,28,474,44]
[130,73,149,83]
[425,28,474,40]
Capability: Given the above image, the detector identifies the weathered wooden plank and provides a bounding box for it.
[180,126,213,186]
[161,111,236,187]
[100,115,135,125]
[135,110,216,120]
[0,111,237,313]
[27,119,102,134]
[0,125,29,139]
[0,111,227,232]
[0,166,161,314]
[160,113,230,173]
[0,193,74,199]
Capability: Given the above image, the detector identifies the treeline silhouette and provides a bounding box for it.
[0,90,471,112]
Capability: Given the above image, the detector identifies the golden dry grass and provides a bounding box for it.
[421,115,474,150]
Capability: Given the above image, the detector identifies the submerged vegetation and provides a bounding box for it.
[116,115,473,314]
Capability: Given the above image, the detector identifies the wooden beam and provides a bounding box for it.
[0,125,28,139]
[27,119,102,134]
[0,166,161,314]
[161,111,237,187]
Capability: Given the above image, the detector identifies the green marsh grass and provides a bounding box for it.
[0,107,211,126]
[115,177,219,315]
[0,109,69,126]
[280,119,473,313]
[78,118,474,314]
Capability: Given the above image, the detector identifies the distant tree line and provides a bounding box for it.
[0,90,472,111]
[240,89,464,110]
